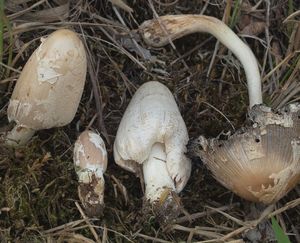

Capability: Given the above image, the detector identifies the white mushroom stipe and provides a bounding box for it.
[5,29,87,146]
[114,81,191,222]
[73,130,108,217]
[143,143,176,202]
[5,125,35,146]
[140,15,262,108]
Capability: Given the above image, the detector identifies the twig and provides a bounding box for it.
[262,52,295,83]
[147,0,191,72]
[75,202,101,243]
[7,0,46,19]
[112,6,149,60]
[206,0,232,79]
[171,224,223,239]
[44,219,91,233]
[134,232,172,243]
[268,198,300,218]
[102,225,108,243]
[200,0,210,15]
[283,9,300,23]
[202,101,235,131]
[79,25,110,145]
[264,0,277,90]
[174,203,238,224]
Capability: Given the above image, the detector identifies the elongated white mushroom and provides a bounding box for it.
[74,130,108,216]
[114,81,191,221]
[139,15,300,204]
[140,14,262,107]
[5,29,87,146]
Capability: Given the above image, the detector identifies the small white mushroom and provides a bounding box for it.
[114,81,191,221]
[73,130,108,216]
[5,29,87,146]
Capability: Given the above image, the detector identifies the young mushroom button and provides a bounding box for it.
[74,130,108,217]
[114,81,191,222]
[139,15,300,204]
[5,29,87,146]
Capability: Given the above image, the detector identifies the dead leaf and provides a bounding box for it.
[240,21,266,36]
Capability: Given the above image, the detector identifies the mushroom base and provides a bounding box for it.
[77,173,105,217]
[5,125,35,146]
[142,190,181,224]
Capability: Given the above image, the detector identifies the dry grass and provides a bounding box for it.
[0,0,300,242]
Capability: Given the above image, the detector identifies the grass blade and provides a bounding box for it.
[271,216,291,243]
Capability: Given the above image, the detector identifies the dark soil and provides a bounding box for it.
[0,0,299,242]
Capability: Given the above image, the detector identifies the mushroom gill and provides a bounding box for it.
[196,104,300,204]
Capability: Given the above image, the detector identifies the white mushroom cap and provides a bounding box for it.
[74,130,107,216]
[6,29,87,145]
[114,81,191,193]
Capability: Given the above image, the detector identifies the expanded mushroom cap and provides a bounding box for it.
[74,130,108,216]
[196,104,300,204]
[5,28,87,146]
[114,81,191,221]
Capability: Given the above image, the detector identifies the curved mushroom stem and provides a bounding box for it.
[143,143,180,222]
[5,125,35,146]
[140,15,262,107]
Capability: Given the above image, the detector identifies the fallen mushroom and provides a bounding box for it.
[140,14,262,108]
[114,81,191,222]
[197,104,300,204]
[139,15,300,204]
[73,130,108,217]
[4,29,87,146]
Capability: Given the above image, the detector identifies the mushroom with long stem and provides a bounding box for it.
[73,130,108,217]
[114,81,191,222]
[140,15,262,108]
[3,29,87,146]
[139,15,300,204]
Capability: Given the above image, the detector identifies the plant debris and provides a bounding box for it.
[0,0,299,242]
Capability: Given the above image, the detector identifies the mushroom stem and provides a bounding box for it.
[143,143,176,202]
[5,125,35,146]
[140,15,262,107]
[77,169,105,212]
[73,130,108,216]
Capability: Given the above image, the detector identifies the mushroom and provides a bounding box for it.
[73,130,108,216]
[5,29,87,146]
[140,14,262,108]
[114,81,191,221]
[197,104,300,204]
[139,15,300,204]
